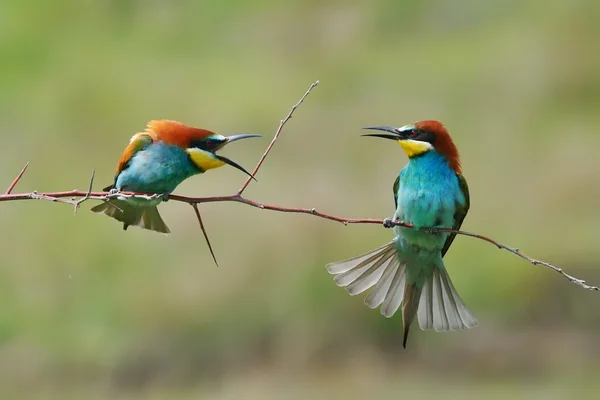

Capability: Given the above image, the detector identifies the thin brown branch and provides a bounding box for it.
[0,79,596,292]
[237,80,319,195]
[5,161,29,194]
[410,225,599,291]
[2,187,595,291]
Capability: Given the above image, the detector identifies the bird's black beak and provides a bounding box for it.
[224,133,263,144]
[215,134,262,181]
[213,154,257,181]
[361,126,403,141]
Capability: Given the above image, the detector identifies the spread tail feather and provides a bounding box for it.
[326,242,477,347]
[401,284,421,348]
[326,241,407,317]
[90,200,170,234]
[418,266,478,332]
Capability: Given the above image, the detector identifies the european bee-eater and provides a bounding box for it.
[326,120,477,348]
[91,120,260,233]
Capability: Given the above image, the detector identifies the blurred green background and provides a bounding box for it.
[1,0,600,398]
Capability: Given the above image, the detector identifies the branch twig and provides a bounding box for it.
[237,80,319,195]
[73,169,95,215]
[0,80,596,291]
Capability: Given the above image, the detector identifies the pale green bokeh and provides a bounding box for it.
[1,1,600,398]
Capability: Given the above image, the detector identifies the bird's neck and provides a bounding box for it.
[406,150,453,174]
[399,140,433,158]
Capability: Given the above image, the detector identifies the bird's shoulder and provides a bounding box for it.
[114,132,155,177]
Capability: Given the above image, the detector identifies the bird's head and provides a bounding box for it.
[185,133,262,180]
[146,120,261,179]
[362,120,461,173]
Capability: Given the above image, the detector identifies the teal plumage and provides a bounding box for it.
[114,141,202,194]
[395,150,465,250]
[326,120,477,348]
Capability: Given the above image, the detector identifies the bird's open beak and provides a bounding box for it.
[225,133,263,144]
[213,154,257,181]
[361,126,402,141]
[215,134,262,181]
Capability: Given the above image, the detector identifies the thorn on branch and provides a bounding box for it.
[191,203,219,267]
[5,161,29,194]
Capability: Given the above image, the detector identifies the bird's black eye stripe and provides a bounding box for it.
[190,138,219,151]
[407,129,436,145]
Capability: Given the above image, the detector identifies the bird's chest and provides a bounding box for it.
[115,142,200,193]
[394,155,463,249]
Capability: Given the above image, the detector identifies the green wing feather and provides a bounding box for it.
[102,133,154,191]
[393,175,400,208]
[441,174,470,257]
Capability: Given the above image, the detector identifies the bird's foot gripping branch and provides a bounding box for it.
[0,80,597,292]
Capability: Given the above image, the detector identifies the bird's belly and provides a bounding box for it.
[115,144,200,193]
[394,187,456,251]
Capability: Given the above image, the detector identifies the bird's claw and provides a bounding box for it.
[383,218,396,228]
[145,192,169,202]
[107,188,119,196]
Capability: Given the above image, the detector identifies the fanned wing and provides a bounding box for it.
[393,175,400,208]
[441,173,470,257]
[103,133,154,191]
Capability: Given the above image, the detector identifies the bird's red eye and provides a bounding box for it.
[410,130,418,138]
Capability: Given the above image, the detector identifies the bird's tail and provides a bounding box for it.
[90,200,170,234]
[326,242,477,348]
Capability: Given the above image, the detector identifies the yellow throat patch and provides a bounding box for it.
[399,140,433,158]
[186,148,225,171]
